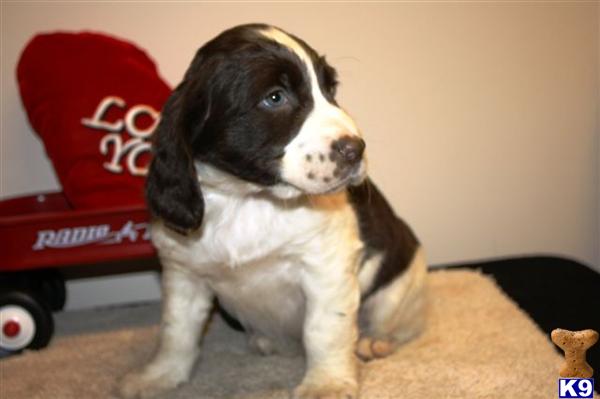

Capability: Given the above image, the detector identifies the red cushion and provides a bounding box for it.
[17,32,171,208]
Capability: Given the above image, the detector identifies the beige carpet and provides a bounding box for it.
[1,269,591,399]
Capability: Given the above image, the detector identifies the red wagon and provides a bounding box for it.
[2,30,173,354]
[0,191,156,352]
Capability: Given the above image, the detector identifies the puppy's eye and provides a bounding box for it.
[261,90,288,108]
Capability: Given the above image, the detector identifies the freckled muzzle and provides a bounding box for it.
[280,133,367,195]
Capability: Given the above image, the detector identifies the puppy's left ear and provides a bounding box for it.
[146,85,204,235]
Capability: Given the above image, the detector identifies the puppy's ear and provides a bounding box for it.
[146,85,205,235]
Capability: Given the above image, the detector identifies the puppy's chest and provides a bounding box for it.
[194,194,323,267]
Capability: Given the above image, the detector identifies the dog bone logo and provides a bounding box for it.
[551,328,598,378]
[81,96,159,176]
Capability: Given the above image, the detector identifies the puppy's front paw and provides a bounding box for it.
[117,368,187,399]
[293,379,358,399]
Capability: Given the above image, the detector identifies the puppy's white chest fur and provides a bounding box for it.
[200,190,321,266]
[151,185,363,349]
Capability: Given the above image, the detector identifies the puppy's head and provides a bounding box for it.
[146,24,366,234]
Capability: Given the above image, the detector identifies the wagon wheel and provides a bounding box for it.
[38,270,67,311]
[0,291,54,352]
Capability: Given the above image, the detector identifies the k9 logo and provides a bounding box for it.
[559,379,594,398]
[81,96,160,176]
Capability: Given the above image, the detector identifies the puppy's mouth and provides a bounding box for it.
[283,163,367,196]
[323,169,366,194]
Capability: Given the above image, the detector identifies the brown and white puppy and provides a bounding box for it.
[119,24,427,399]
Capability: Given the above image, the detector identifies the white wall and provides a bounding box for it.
[1,2,598,308]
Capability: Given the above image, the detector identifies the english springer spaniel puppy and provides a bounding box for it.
[119,24,426,399]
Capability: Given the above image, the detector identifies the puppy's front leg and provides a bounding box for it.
[295,257,361,399]
[119,264,213,399]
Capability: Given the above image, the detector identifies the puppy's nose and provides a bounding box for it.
[331,136,366,165]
